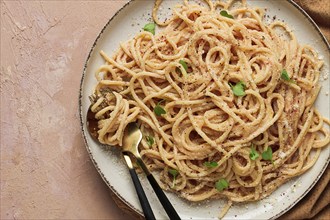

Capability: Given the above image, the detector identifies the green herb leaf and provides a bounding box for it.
[249,145,259,161]
[176,60,188,77]
[168,169,178,177]
[281,69,295,83]
[145,136,154,147]
[203,161,218,168]
[168,168,179,188]
[230,81,246,96]
[143,23,156,35]
[262,146,274,165]
[215,178,229,191]
[179,60,188,72]
[220,10,234,19]
[281,69,290,81]
[154,101,166,116]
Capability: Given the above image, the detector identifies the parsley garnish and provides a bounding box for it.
[230,81,246,96]
[143,23,156,35]
[220,10,234,19]
[154,100,166,116]
[249,144,259,161]
[281,69,295,83]
[203,161,218,168]
[146,136,154,147]
[168,168,179,188]
[215,178,229,191]
[262,146,274,166]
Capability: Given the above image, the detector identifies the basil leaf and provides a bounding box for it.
[249,145,259,161]
[262,146,272,160]
[179,60,188,72]
[143,23,156,35]
[215,178,229,191]
[203,161,218,168]
[281,69,290,80]
[168,168,179,188]
[146,136,154,147]
[220,10,234,19]
[154,101,166,116]
[281,69,295,83]
[262,146,274,165]
[168,169,178,177]
[231,81,246,96]
[176,60,188,77]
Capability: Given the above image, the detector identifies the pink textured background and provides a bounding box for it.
[1,1,135,219]
[1,1,329,220]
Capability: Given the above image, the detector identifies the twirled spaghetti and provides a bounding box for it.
[90,0,330,218]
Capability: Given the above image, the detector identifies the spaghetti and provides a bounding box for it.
[90,0,330,218]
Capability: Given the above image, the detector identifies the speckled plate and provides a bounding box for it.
[79,0,330,219]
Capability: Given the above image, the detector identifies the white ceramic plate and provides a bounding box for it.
[79,0,330,219]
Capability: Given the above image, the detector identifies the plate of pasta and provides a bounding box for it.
[79,0,330,219]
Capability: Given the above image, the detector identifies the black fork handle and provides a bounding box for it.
[136,156,181,220]
[147,173,181,220]
[128,168,156,220]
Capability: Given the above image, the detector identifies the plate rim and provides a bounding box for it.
[78,0,330,219]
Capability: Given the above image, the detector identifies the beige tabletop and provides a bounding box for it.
[1,1,329,220]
